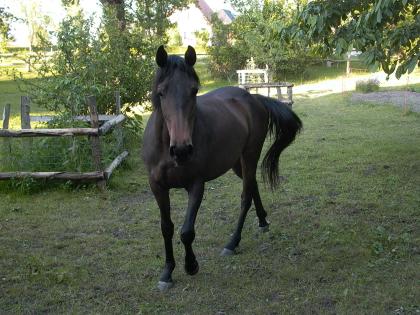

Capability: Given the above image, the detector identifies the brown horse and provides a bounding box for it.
[142,46,302,290]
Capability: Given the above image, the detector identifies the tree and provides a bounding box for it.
[20,0,53,72]
[293,0,419,78]
[208,0,315,80]
[0,6,16,51]
[22,0,191,115]
[20,0,53,51]
[134,0,193,39]
[100,0,126,30]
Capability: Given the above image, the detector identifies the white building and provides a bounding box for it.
[170,0,235,46]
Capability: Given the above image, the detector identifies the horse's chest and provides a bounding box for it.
[151,161,192,188]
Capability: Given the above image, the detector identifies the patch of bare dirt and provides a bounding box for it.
[351,91,420,112]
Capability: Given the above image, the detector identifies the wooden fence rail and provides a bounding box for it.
[0,94,128,186]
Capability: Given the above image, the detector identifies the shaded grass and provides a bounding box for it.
[1,91,419,314]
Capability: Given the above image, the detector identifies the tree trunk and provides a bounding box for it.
[100,0,126,31]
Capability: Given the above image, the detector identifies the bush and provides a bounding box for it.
[207,16,248,80]
[17,9,155,115]
[16,1,191,115]
[356,78,380,93]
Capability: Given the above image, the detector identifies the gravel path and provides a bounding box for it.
[351,91,420,112]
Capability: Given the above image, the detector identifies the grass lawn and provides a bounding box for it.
[1,88,419,313]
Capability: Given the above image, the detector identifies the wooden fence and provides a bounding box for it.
[239,82,294,106]
[0,92,128,187]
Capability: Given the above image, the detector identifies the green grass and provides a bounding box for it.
[282,60,368,85]
[1,89,419,313]
[0,74,53,129]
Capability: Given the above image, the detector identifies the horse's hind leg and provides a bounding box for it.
[232,161,269,232]
[222,157,258,255]
[252,183,269,232]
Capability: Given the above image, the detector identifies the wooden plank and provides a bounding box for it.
[98,114,126,136]
[86,95,106,189]
[240,82,294,88]
[30,114,115,123]
[104,150,129,180]
[0,128,99,137]
[0,171,104,181]
[236,69,268,74]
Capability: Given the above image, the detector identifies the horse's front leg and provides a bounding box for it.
[150,180,175,291]
[181,180,204,275]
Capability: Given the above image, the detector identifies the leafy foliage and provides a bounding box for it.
[20,0,190,115]
[294,0,419,78]
[20,0,54,50]
[0,6,16,51]
[208,0,316,80]
[207,16,248,80]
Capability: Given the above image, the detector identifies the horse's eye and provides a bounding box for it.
[192,88,198,95]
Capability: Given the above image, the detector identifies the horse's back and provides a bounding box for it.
[197,86,269,143]
[195,86,269,176]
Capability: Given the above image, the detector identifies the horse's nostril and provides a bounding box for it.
[169,145,175,157]
[170,144,193,162]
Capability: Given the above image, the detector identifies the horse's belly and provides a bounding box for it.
[202,139,245,181]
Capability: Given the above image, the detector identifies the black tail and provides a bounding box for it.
[253,94,302,189]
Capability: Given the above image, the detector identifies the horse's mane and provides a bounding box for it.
[151,55,200,111]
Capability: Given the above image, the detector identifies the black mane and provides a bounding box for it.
[151,55,200,110]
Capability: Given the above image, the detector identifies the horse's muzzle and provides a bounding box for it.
[169,144,193,164]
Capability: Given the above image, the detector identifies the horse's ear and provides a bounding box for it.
[185,45,196,66]
[156,45,168,68]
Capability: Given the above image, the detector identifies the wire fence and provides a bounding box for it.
[0,129,124,173]
[0,93,130,185]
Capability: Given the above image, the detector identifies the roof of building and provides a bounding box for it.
[196,0,235,24]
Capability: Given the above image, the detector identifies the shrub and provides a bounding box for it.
[17,9,155,115]
[356,78,380,93]
[207,2,318,81]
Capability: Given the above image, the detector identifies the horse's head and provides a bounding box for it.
[152,45,199,165]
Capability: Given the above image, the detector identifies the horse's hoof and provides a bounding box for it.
[157,280,174,292]
[259,224,270,233]
[185,261,199,275]
[220,248,235,256]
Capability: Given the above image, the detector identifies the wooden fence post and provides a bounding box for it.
[2,104,10,130]
[287,86,293,106]
[276,87,282,101]
[21,96,31,129]
[86,95,106,189]
[115,91,123,152]
[2,104,11,162]
[346,53,351,76]
[21,96,32,169]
